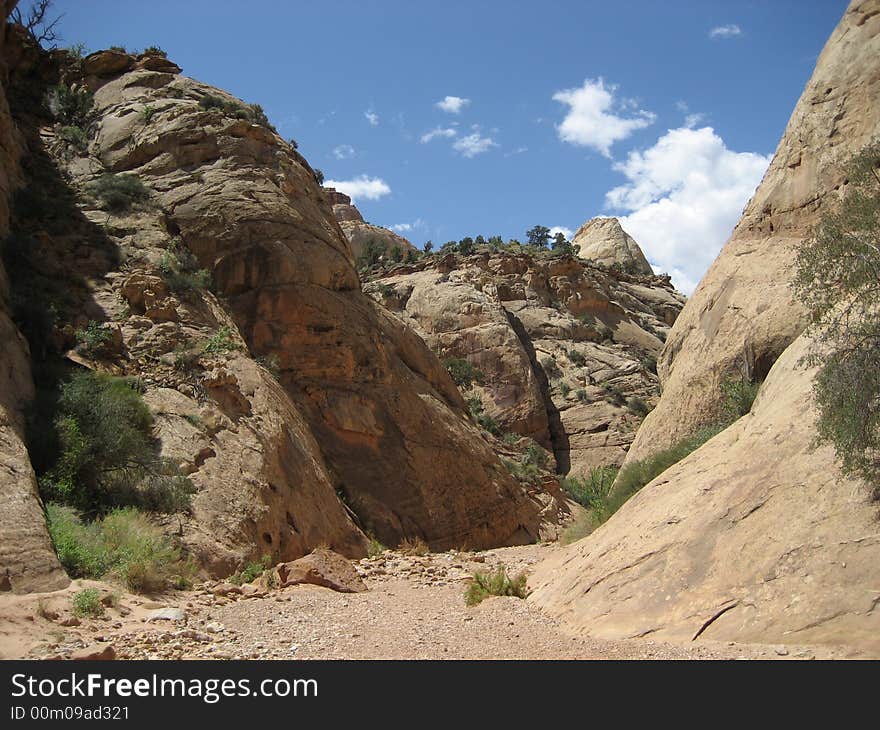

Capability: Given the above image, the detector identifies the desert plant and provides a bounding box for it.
[720,377,760,421]
[46,83,93,126]
[256,354,282,380]
[576,388,588,402]
[74,320,113,358]
[399,537,429,556]
[626,396,651,417]
[72,588,104,618]
[443,357,484,389]
[367,536,386,557]
[203,326,239,355]
[87,174,149,213]
[602,384,626,407]
[559,382,571,398]
[159,244,211,294]
[464,566,529,606]
[540,356,561,378]
[57,124,88,151]
[568,349,586,366]
[561,466,619,512]
[229,555,272,585]
[142,45,167,57]
[792,143,880,489]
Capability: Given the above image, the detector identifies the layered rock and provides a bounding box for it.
[573,217,653,276]
[530,0,880,651]
[625,0,880,465]
[365,251,684,475]
[0,5,69,593]
[323,187,418,262]
[5,46,568,579]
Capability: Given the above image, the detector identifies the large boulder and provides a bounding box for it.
[624,0,880,465]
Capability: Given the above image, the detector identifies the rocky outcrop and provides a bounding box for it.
[323,187,418,262]
[530,0,880,651]
[572,217,653,276]
[530,332,880,650]
[366,251,684,475]
[12,47,568,576]
[0,6,69,593]
[625,0,880,465]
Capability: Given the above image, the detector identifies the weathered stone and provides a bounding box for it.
[572,217,653,275]
[275,549,367,593]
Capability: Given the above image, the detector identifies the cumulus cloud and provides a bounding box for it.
[364,110,379,126]
[552,78,655,157]
[332,144,355,160]
[605,126,770,294]
[324,175,391,202]
[709,24,742,39]
[452,132,497,158]
[549,226,573,240]
[420,126,458,144]
[390,218,425,233]
[436,96,470,114]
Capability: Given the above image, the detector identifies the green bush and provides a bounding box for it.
[72,588,104,618]
[367,536,386,557]
[159,244,211,294]
[198,95,276,131]
[47,504,194,593]
[626,396,651,417]
[229,555,271,585]
[602,384,626,407]
[465,566,529,606]
[46,84,94,127]
[58,124,88,151]
[792,143,880,490]
[561,466,619,512]
[40,371,194,514]
[87,174,149,213]
[540,357,561,378]
[558,382,571,398]
[356,238,386,270]
[74,320,113,358]
[142,45,167,57]
[203,326,239,355]
[568,349,586,366]
[443,357,484,389]
[467,395,501,436]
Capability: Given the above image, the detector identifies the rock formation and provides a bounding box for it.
[366,251,684,475]
[323,187,417,262]
[624,0,880,465]
[530,0,880,650]
[0,6,69,593]
[0,40,569,587]
[572,217,653,276]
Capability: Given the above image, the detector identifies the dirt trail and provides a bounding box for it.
[0,544,869,660]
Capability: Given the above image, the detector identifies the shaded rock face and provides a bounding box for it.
[531,0,880,651]
[0,8,69,593]
[530,332,880,650]
[323,186,417,261]
[366,252,684,475]
[24,49,567,569]
[572,217,653,276]
[625,0,880,465]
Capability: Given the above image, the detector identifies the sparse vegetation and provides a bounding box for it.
[464,566,529,606]
[467,395,501,436]
[561,465,619,513]
[719,376,759,421]
[229,555,272,585]
[72,588,104,618]
[159,241,211,294]
[57,124,88,152]
[540,356,561,378]
[203,326,239,355]
[87,174,149,213]
[74,320,113,358]
[602,384,626,407]
[444,357,484,389]
[46,83,94,127]
[46,503,194,593]
[367,536,386,557]
[567,349,586,366]
[626,396,651,417]
[40,371,195,515]
[256,354,282,380]
[399,537,429,556]
[792,142,880,490]
[142,45,167,57]
[198,94,276,131]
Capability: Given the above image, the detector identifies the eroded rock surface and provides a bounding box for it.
[573,217,653,276]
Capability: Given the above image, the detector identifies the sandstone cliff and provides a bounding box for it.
[0,7,68,593]
[572,217,653,276]
[0,41,568,586]
[365,251,684,475]
[324,187,417,263]
[625,0,880,465]
[530,0,880,650]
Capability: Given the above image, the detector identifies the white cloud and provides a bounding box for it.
[364,110,379,126]
[420,126,458,144]
[452,132,497,158]
[332,144,355,160]
[709,24,742,39]
[549,226,573,240]
[552,78,656,157]
[324,175,391,202]
[605,125,770,294]
[436,96,470,114]
[390,218,425,233]
[684,112,705,129]
[504,146,529,157]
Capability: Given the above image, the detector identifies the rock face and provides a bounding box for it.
[625,0,880,465]
[0,7,69,593]
[366,251,684,475]
[530,0,880,650]
[530,333,880,650]
[274,548,367,593]
[2,45,567,582]
[323,187,418,262]
[572,217,653,276]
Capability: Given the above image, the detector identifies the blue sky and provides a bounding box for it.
[49,0,848,293]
